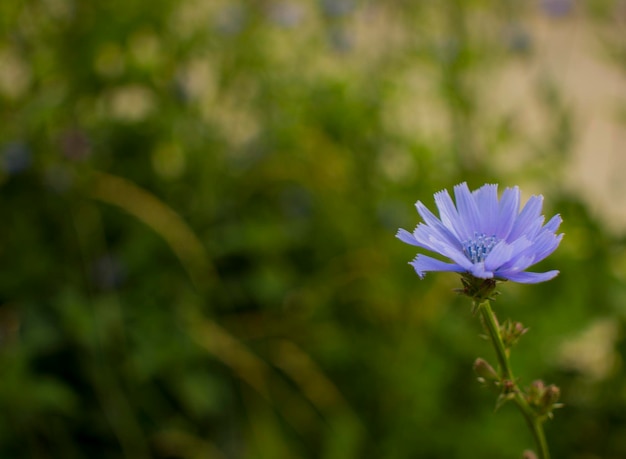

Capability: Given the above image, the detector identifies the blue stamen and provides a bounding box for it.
[463,232,498,264]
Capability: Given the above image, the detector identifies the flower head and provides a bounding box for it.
[397,183,563,284]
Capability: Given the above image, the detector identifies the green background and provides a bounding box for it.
[1,1,625,458]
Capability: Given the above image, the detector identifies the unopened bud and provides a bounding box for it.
[526,380,562,417]
[527,380,545,404]
[531,379,545,391]
[540,384,560,409]
[500,319,529,348]
[474,358,499,382]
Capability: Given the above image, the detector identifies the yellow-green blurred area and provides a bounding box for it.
[1,0,626,457]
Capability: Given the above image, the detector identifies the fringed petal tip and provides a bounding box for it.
[396,228,419,246]
[545,214,563,233]
[408,261,426,279]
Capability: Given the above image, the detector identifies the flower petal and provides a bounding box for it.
[485,236,532,272]
[527,231,564,264]
[434,188,468,241]
[497,255,536,276]
[472,183,499,235]
[501,270,559,284]
[413,224,474,270]
[415,200,462,249]
[543,214,562,233]
[485,237,533,272]
[508,195,544,241]
[483,240,513,271]
[454,182,482,237]
[410,254,466,278]
[469,261,494,279]
[396,228,421,246]
[496,186,520,239]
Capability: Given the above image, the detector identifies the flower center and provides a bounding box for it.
[463,232,498,264]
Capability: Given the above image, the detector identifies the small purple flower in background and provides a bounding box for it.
[397,183,563,284]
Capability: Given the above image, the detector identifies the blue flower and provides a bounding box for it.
[397,183,563,284]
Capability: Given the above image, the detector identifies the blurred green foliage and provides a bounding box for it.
[1,0,626,458]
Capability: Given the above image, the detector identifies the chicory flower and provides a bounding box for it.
[397,183,562,284]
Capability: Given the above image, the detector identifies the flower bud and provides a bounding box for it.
[540,385,561,410]
[474,358,499,382]
[522,450,538,459]
[526,380,545,404]
[526,380,562,417]
[500,319,529,348]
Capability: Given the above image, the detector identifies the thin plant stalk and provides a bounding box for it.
[476,300,550,459]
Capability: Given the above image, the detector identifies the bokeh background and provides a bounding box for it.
[1,0,626,458]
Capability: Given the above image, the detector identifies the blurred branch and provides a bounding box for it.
[270,339,353,418]
[89,171,217,289]
[183,310,272,400]
[182,306,363,445]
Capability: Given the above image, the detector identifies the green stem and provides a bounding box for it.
[477,300,550,459]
